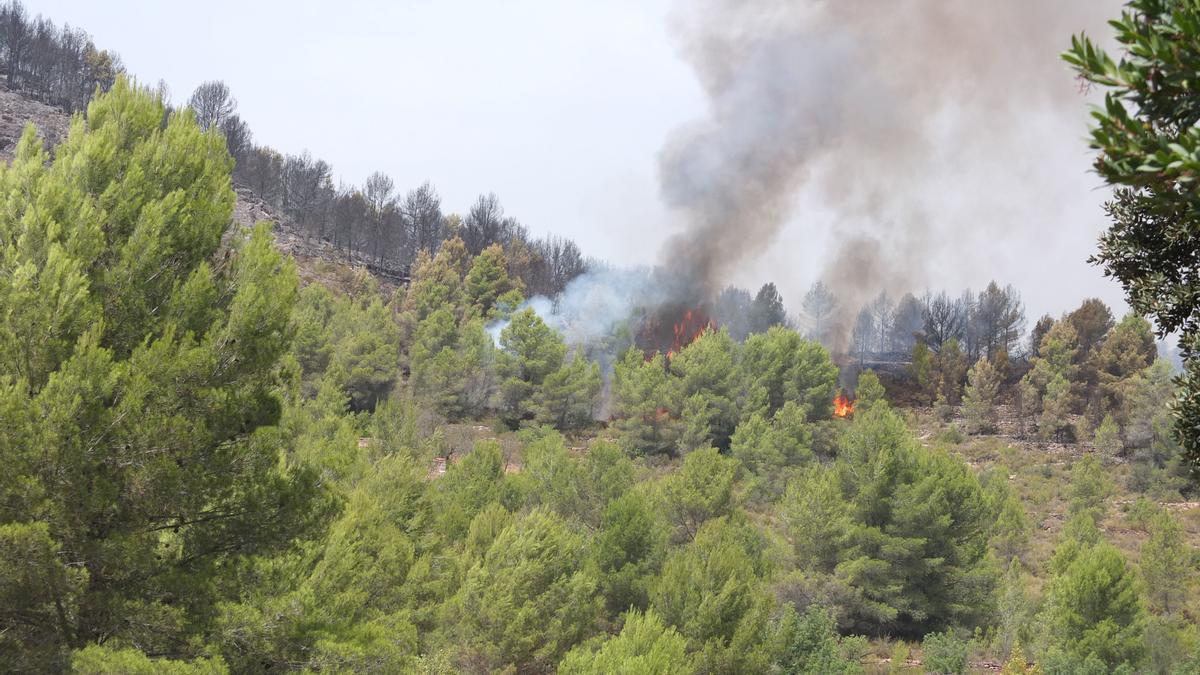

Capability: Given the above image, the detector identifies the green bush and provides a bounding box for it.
[921,632,968,675]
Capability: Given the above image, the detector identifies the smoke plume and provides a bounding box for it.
[658,0,1121,350]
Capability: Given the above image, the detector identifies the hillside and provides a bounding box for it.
[0,82,395,296]
[0,45,1198,675]
[2,80,1198,673]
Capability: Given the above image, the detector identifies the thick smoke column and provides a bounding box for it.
[658,0,1120,350]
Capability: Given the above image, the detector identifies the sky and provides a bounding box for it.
[32,0,1130,325]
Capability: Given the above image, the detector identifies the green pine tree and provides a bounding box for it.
[1043,540,1146,668]
[410,309,494,420]
[534,352,601,432]
[612,348,682,456]
[1039,373,1073,441]
[592,490,668,616]
[456,507,601,672]
[661,448,740,543]
[1141,509,1191,616]
[651,517,774,674]
[496,308,567,428]
[963,356,1001,434]
[741,326,838,419]
[463,243,521,319]
[669,328,742,449]
[789,407,997,637]
[0,78,332,669]
[558,609,691,675]
[854,369,887,413]
[1093,414,1123,465]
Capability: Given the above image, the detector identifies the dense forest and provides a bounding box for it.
[0,1,1199,674]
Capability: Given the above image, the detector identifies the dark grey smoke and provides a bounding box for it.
[658,0,1121,350]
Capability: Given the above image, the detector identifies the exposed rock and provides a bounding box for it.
[0,82,71,161]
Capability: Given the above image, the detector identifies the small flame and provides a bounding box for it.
[833,392,855,418]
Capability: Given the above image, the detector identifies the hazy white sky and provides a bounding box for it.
[32,0,1129,324]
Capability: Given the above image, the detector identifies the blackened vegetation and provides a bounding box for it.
[0,0,590,298]
[0,1,122,112]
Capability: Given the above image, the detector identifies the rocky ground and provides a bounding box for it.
[0,83,70,160]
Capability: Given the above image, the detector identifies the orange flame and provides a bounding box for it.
[668,308,715,359]
[833,393,855,418]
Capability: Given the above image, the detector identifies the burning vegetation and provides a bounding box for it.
[669,308,716,359]
[833,392,855,418]
[638,302,716,359]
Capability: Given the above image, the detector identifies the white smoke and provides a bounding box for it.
[486,265,667,347]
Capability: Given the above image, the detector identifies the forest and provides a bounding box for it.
[1,0,1200,674]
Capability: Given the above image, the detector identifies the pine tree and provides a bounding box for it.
[661,448,739,543]
[463,243,521,319]
[410,309,494,419]
[1043,540,1146,668]
[921,632,968,675]
[285,454,425,671]
[996,559,1035,660]
[651,517,774,673]
[854,369,887,413]
[963,356,1001,434]
[677,392,717,455]
[0,78,329,668]
[71,646,229,674]
[731,402,814,501]
[741,326,838,419]
[291,284,339,378]
[1093,414,1123,465]
[748,282,788,334]
[1038,373,1073,441]
[788,407,997,637]
[783,466,848,572]
[1015,377,1039,439]
[1020,321,1081,439]
[911,341,935,402]
[669,328,742,449]
[1125,358,1177,454]
[331,297,401,411]
[1092,314,1157,421]
[992,493,1031,564]
[728,412,781,501]
[1068,454,1113,521]
[516,432,634,530]
[404,236,469,321]
[592,490,668,616]
[933,338,969,405]
[427,441,514,544]
[496,308,567,428]
[533,352,601,432]
[1141,509,1191,616]
[456,508,600,671]
[771,605,866,675]
[558,609,691,675]
[612,348,682,456]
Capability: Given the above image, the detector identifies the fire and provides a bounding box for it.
[833,392,855,418]
[667,308,716,359]
[636,303,717,361]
